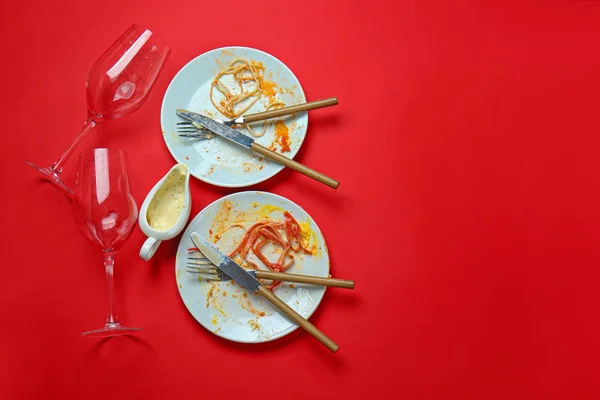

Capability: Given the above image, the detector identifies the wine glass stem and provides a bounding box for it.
[104,254,119,325]
[52,118,97,173]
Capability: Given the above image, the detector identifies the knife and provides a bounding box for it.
[191,232,340,353]
[176,109,339,189]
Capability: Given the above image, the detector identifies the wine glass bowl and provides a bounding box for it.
[73,148,141,337]
[86,24,169,121]
[73,150,138,251]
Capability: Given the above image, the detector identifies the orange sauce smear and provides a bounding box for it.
[261,79,278,101]
[272,120,291,152]
[253,62,279,103]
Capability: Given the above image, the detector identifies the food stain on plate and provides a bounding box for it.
[269,120,292,153]
[249,318,261,332]
[205,282,226,316]
[221,49,235,57]
[238,291,269,318]
[241,161,263,172]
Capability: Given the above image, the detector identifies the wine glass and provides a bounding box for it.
[73,148,140,337]
[27,24,170,195]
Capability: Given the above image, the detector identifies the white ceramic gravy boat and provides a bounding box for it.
[139,164,191,260]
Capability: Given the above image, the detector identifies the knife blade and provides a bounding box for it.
[190,232,260,292]
[176,109,339,189]
[190,232,340,352]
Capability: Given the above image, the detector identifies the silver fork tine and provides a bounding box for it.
[176,121,207,130]
[185,264,217,271]
[185,253,225,280]
[184,264,214,270]
[188,257,213,264]
[175,119,217,140]
[185,261,217,270]
[184,268,220,280]
[184,262,222,280]
[177,122,206,128]
[185,264,216,272]
[178,133,215,140]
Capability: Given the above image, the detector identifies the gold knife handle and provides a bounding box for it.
[242,98,338,123]
[256,271,354,289]
[250,143,339,189]
[256,286,339,352]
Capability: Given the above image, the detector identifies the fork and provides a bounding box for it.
[176,97,338,138]
[186,254,354,289]
[177,124,215,140]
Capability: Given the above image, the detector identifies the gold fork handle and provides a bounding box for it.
[242,98,338,123]
[256,286,339,352]
[255,271,354,289]
[250,143,339,189]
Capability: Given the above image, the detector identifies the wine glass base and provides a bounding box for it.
[26,160,74,195]
[82,323,142,337]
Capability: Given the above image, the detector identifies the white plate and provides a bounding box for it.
[161,47,308,187]
[175,191,329,343]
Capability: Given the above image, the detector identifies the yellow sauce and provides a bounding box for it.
[299,218,321,259]
[147,167,186,231]
[256,204,285,219]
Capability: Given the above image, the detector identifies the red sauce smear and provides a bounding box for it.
[188,211,309,290]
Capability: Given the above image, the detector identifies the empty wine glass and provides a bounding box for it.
[73,148,140,337]
[27,24,170,195]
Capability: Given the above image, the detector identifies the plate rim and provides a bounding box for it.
[160,46,308,188]
[175,190,330,344]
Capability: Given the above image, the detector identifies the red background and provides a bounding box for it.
[1,1,599,399]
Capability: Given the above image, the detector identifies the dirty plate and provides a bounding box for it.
[175,191,329,344]
[161,47,308,187]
